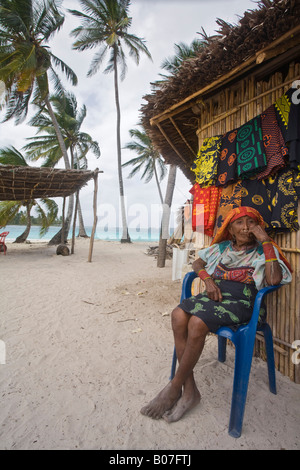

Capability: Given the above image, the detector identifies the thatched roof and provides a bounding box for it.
[141,0,300,182]
[0,165,99,201]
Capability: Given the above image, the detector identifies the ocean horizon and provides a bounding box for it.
[3,225,170,243]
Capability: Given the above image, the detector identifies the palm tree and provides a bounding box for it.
[160,39,206,78]
[25,92,100,168]
[24,92,101,237]
[123,127,167,204]
[69,0,152,242]
[0,0,77,170]
[0,146,58,242]
[157,164,177,268]
[155,40,205,266]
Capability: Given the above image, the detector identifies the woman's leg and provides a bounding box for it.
[140,307,209,421]
[163,311,209,422]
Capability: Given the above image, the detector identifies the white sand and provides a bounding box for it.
[0,239,299,450]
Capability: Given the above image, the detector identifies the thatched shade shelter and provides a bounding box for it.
[141,0,300,383]
[0,165,101,262]
[0,165,98,200]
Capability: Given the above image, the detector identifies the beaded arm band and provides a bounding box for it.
[262,241,277,263]
[198,269,211,281]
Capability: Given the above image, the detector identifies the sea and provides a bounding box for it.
[3,225,164,243]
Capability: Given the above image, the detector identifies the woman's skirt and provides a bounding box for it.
[178,280,265,333]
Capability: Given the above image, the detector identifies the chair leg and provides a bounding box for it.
[260,323,277,394]
[228,340,254,438]
[218,336,227,362]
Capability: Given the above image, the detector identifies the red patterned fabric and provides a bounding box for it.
[257,105,288,180]
[189,184,221,236]
[212,262,255,284]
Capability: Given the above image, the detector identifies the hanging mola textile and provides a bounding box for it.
[191,135,222,186]
[236,115,267,178]
[275,85,300,171]
[240,168,299,234]
[256,104,288,180]
[189,183,221,236]
[216,129,238,186]
[213,180,243,234]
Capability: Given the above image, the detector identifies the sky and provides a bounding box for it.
[0,0,257,230]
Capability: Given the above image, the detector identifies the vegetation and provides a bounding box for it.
[123,126,167,204]
[5,209,62,226]
[0,0,77,169]
[0,0,199,252]
[24,91,100,237]
[0,146,58,242]
[69,0,152,243]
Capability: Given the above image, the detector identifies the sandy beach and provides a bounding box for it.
[0,238,299,451]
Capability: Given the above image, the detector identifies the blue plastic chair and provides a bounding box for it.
[170,270,280,438]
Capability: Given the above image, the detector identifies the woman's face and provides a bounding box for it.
[228,215,258,245]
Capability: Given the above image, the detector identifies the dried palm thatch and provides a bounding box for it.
[0,165,99,201]
[141,0,300,180]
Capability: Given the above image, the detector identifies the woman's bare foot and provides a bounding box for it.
[163,386,201,423]
[140,382,181,420]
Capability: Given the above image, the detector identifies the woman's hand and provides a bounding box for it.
[248,224,271,243]
[192,257,222,301]
[204,278,223,302]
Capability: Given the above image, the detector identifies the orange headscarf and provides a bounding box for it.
[211,206,292,272]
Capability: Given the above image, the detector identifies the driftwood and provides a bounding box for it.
[145,245,173,260]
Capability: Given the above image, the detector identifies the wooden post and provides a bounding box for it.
[61,197,66,244]
[71,190,79,254]
[88,171,98,262]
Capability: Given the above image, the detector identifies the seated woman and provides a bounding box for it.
[141,206,292,423]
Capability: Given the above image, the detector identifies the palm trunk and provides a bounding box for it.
[77,199,88,238]
[157,165,177,268]
[113,52,131,243]
[14,203,31,243]
[153,160,164,205]
[44,96,70,170]
[45,95,74,244]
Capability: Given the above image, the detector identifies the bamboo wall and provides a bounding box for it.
[194,61,300,383]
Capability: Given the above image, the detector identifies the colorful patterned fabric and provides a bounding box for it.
[293,170,300,198]
[178,280,260,333]
[240,178,272,229]
[257,105,288,180]
[212,262,255,284]
[236,115,267,178]
[191,136,222,185]
[274,90,291,139]
[240,170,299,236]
[189,183,221,236]
[216,129,238,186]
[264,168,299,233]
[198,239,292,290]
[285,86,300,170]
[214,181,243,234]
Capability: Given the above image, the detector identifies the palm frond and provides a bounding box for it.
[0,200,23,226]
[0,145,29,166]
